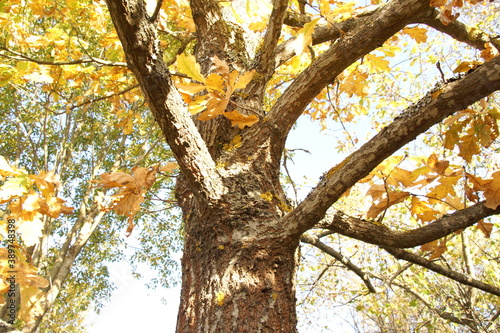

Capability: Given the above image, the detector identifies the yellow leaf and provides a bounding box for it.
[339,71,369,97]
[402,27,428,43]
[410,196,440,222]
[233,70,254,90]
[364,54,391,73]
[366,191,410,219]
[175,82,206,94]
[176,53,205,83]
[294,18,320,55]
[452,61,482,73]
[480,42,498,61]
[223,110,259,129]
[427,154,449,175]
[204,73,226,92]
[160,162,178,174]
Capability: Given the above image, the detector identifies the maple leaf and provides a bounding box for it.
[294,18,320,55]
[427,154,449,174]
[457,130,480,162]
[366,191,410,219]
[176,52,205,83]
[364,54,391,73]
[93,165,159,236]
[410,196,440,222]
[223,110,259,129]
[476,220,493,238]
[402,27,428,43]
[30,170,62,197]
[467,172,500,209]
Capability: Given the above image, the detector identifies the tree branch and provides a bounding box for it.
[316,202,500,248]
[383,247,500,298]
[282,55,500,236]
[264,0,433,140]
[0,46,127,67]
[247,0,288,93]
[394,282,479,328]
[105,0,225,203]
[419,8,500,52]
[301,234,377,293]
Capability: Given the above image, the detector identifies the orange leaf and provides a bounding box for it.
[223,110,259,129]
[477,220,493,238]
[366,191,410,219]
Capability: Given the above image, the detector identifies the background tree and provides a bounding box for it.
[1,0,500,332]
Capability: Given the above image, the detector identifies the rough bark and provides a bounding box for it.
[103,0,500,332]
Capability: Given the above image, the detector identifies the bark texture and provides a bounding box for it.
[104,0,500,331]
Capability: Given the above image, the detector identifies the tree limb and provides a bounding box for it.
[383,247,500,298]
[394,282,479,328]
[419,8,500,52]
[316,202,500,248]
[282,54,500,236]
[301,234,377,293]
[0,46,127,67]
[264,0,433,140]
[105,0,225,203]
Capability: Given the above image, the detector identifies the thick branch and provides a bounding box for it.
[283,55,500,236]
[316,202,500,248]
[419,9,500,51]
[105,0,225,202]
[384,247,500,298]
[301,234,377,293]
[265,0,433,140]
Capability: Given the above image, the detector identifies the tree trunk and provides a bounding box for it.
[176,210,299,332]
[175,154,300,332]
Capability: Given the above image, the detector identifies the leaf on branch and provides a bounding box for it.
[364,54,390,73]
[453,60,483,73]
[466,171,500,209]
[402,27,428,43]
[223,110,259,129]
[477,219,493,238]
[92,165,159,236]
[176,52,205,83]
[294,18,320,55]
[366,191,410,219]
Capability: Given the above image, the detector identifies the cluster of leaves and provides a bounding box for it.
[362,153,498,258]
[0,156,74,326]
[92,162,177,236]
[175,54,258,129]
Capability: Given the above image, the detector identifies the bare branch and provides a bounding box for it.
[394,282,479,328]
[301,234,377,293]
[0,46,127,67]
[316,202,500,248]
[281,55,500,236]
[383,247,500,298]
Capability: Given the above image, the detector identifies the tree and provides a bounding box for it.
[1,0,500,331]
